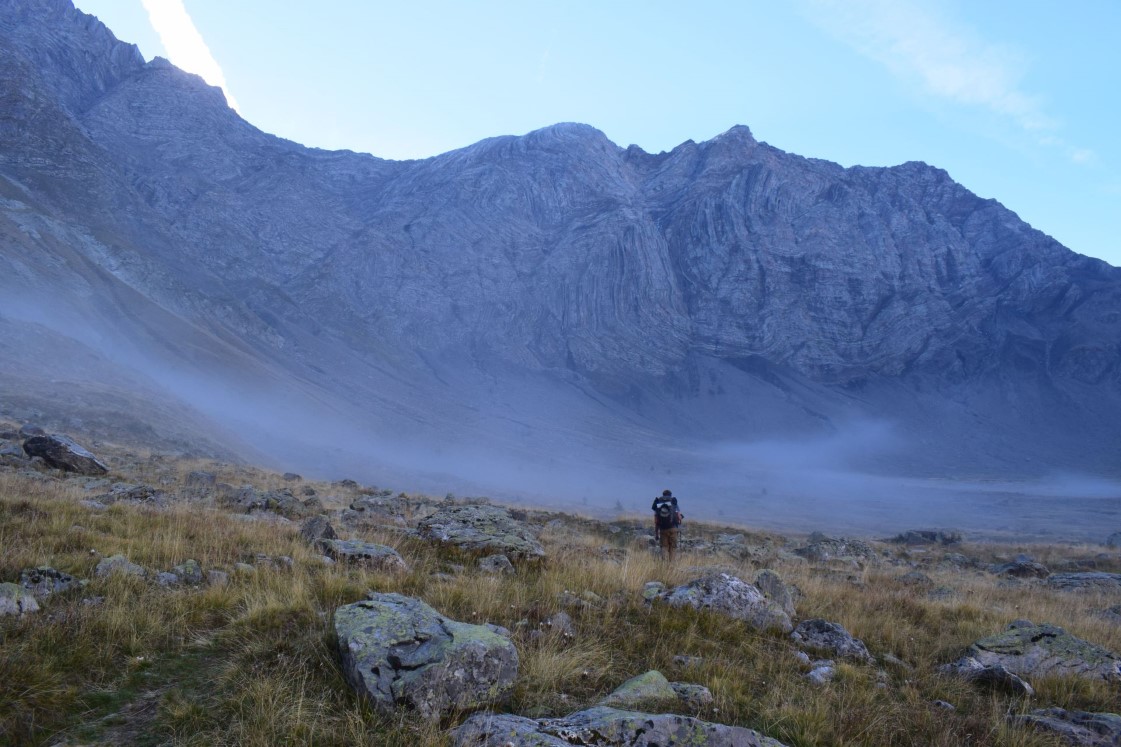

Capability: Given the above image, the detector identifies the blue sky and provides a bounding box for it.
[74,0,1120,267]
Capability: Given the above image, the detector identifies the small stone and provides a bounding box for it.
[478,554,515,574]
[207,570,229,586]
[156,571,181,587]
[94,554,146,578]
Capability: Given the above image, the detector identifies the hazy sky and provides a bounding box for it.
[73,0,1120,267]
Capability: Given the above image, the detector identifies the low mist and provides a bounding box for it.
[3,295,1118,545]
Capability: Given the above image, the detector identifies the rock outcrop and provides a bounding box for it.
[453,706,790,747]
[334,592,518,719]
[946,621,1121,682]
[1047,572,1121,592]
[791,619,875,663]
[660,572,793,633]
[417,505,544,560]
[1012,708,1121,747]
[22,435,108,475]
[320,539,408,572]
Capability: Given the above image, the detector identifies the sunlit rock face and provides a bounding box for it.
[1,0,1120,493]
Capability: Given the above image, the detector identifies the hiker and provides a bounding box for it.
[652,489,683,561]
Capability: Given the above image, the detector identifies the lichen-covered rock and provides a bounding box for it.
[794,534,877,563]
[299,515,338,548]
[334,592,518,719]
[0,582,40,615]
[597,670,677,709]
[949,621,1121,682]
[452,706,790,746]
[791,619,875,663]
[22,434,107,475]
[661,573,792,633]
[993,559,1051,578]
[942,656,1035,696]
[1047,572,1121,592]
[171,559,203,585]
[320,539,408,572]
[417,504,544,560]
[1011,708,1121,747]
[641,581,665,602]
[185,470,216,487]
[889,529,962,545]
[752,568,796,617]
[478,554,515,574]
[670,681,714,709]
[19,566,80,598]
[94,554,146,578]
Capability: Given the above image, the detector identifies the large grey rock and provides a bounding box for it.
[320,539,408,572]
[19,566,80,598]
[334,592,517,719]
[993,559,1051,578]
[1048,572,1121,592]
[661,573,792,633]
[453,706,789,746]
[0,582,40,615]
[947,621,1121,682]
[597,670,677,709]
[417,504,544,560]
[791,619,875,663]
[94,554,146,578]
[22,435,107,475]
[794,535,877,563]
[752,568,797,617]
[299,515,338,547]
[942,656,1035,696]
[1012,708,1121,747]
[889,529,962,545]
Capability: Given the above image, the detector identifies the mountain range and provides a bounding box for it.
[1,0,1119,526]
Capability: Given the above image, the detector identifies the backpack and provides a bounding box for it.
[654,499,679,529]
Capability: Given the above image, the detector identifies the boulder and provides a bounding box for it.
[806,661,836,685]
[478,554,514,574]
[94,554,146,578]
[321,539,408,572]
[1047,572,1121,592]
[0,582,40,615]
[671,681,714,709]
[299,515,338,548]
[95,483,166,505]
[341,496,408,529]
[417,504,544,559]
[184,470,216,487]
[794,534,877,563]
[1100,605,1121,625]
[452,706,789,747]
[18,424,45,438]
[791,619,875,663]
[993,559,1051,578]
[661,573,792,633]
[888,529,962,545]
[1012,708,1121,747]
[171,560,203,585]
[942,657,1035,696]
[947,621,1120,682]
[752,568,797,617]
[1105,532,1121,548]
[22,435,107,475]
[19,566,80,598]
[597,670,677,709]
[335,592,518,719]
[283,472,302,481]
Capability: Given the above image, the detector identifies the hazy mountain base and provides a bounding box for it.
[1,438,1119,746]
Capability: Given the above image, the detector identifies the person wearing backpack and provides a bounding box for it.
[652,489,683,561]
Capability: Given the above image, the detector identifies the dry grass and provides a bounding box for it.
[1,455,1118,746]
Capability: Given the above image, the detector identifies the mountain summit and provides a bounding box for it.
[1,0,1119,511]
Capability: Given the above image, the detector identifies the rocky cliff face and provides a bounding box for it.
[1,0,1118,498]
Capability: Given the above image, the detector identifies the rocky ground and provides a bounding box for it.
[1,423,1119,746]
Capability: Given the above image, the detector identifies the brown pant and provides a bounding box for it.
[659,527,679,560]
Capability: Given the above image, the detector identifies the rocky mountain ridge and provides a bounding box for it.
[1,0,1119,511]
